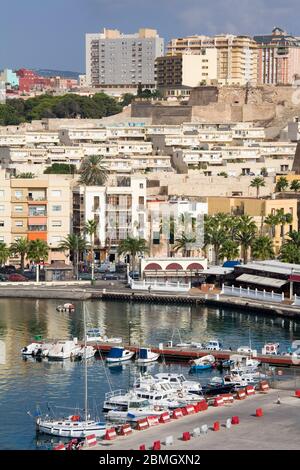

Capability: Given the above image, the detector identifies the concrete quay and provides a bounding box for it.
[93,389,300,450]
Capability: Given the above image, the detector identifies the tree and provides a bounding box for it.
[279,231,300,263]
[58,234,88,279]
[235,215,257,264]
[251,236,275,260]
[121,93,135,107]
[27,239,49,282]
[264,213,280,238]
[84,220,98,281]
[10,238,29,271]
[15,173,35,179]
[250,176,265,198]
[173,233,196,257]
[79,155,108,186]
[276,209,293,243]
[290,179,300,192]
[117,237,149,273]
[276,176,289,192]
[0,242,10,266]
[219,239,240,261]
[204,214,231,265]
[44,163,76,174]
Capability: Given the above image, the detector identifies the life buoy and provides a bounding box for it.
[178,392,183,398]
[154,406,160,411]
[71,415,80,422]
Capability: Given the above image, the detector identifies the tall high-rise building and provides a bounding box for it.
[254,27,300,85]
[167,34,258,85]
[86,28,164,87]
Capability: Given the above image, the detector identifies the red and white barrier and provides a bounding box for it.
[184,404,196,415]
[221,393,234,404]
[246,385,255,396]
[152,440,161,450]
[53,443,66,451]
[120,424,133,436]
[136,418,149,431]
[213,396,224,407]
[295,390,300,398]
[85,434,97,447]
[196,400,208,412]
[172,408,184,419]
[259,381,269,393]
[236,389,246,400]
[147,415,160,427]
[159,412,171,423]
[104,428,117,441]
[182,431,191,441]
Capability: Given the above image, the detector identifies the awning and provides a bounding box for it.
[236,274,287,288]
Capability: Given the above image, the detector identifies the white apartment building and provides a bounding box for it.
[86,28,164,87]
[73,176,147,260]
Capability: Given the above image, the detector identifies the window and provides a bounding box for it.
[0,190,4,198]
[0,221,4,227]
[15,221,23,227]
[52,220,62,227]
[52,205,62,212]
[139,183,144,189]
[51,190,61,197]
[51,236,62,244]
[14,190,23,200]
[0,205,4,212]
[14,205,23,212]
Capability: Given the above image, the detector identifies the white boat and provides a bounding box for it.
[35,303,107,438]
[21,340,54,358]
[104,390,163,423]
[237,346,257,355]
[230,354,261,372]
[262,343,280,355]
[21,342,43,356]
[190,355,215,371]
[86,328,122,344]
[74,345,95,360]
[106,347,135,363]
[205,340,222,351]
[154,373,203,395]
[135,348,160,364]
[56,303,75,312]
[47,339,81,360]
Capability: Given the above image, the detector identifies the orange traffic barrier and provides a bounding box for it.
[172,408,184,419]
[136,418,149,431]
[159,412,171,423]
[231,416,240,425]
[246,385,255,396]
[256,408,263,417]
[104,428,117,441]
[120,424,133,436]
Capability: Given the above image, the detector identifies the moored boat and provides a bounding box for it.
[190,354,215,372]
[106,347,135,363]
[135,348,160,364]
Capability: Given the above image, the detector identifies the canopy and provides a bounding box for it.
[236,274,287,288]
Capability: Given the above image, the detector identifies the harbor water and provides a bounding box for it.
[0,297,300,450]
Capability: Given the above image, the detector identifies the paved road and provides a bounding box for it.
[94,390,300,450]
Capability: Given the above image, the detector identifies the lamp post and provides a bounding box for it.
[290,268,294,301]
[128,320,132,346]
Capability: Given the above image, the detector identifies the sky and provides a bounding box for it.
[1,0,300,73]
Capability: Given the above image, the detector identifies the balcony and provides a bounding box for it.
[28,225,47,232]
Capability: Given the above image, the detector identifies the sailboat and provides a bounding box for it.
[35,303,107,438]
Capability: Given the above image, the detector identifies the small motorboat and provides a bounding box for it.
[47,339,81,360]
[106,347,135,363]
[135,348,160,364]
[56,303,75,312]
[190,355,215,372]
[216,359,235,370]
[154,373,203,395]
[202,376,235,396]
[204,340,223,351]
[86,328,122,344]
[74,345,95,361]
[21,342,42,356]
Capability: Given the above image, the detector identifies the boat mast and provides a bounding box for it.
[84,301,88,422]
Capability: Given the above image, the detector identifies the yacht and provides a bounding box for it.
[202,376,236,396]
[47,339,81,360]
[154,373,203,395]
[104,390,163,423]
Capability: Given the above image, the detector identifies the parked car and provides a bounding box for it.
[129,271,139,280]
[0,274,7,282]
[101,273,119,281]
[8,274,28,282]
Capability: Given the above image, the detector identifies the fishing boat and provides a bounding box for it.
[154,373,203,395]
[190,355,215,371]
[202,376,236,396]
[35,303,107,438]
[103,390,163,423]
[106,347,135,363]
[204,340,223,351]
[135,348,160,364]
[56,303,75,312]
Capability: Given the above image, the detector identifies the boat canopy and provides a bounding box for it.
[139,348,149,359]
[107,347,124,358]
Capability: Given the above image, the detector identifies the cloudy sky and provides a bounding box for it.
[0,0,299,72]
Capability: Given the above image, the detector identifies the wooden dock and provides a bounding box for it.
[94,342,298,367]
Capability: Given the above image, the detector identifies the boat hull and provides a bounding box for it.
[36,419,106,438]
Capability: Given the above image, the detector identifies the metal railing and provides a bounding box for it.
[130,278,191,292]
[221,284,284,303]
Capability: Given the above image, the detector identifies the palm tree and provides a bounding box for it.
[117,236,149,273]
[58,234,88,279]
[0,242,10,266]
[251,236,275,260]
[79,155,108,186]
[276,209,293,244]
[84,220,98,281]
[235,215,257,264]
[173,233,196,257]
[250,176,265,198]
[204,214,230,265]
[10,237,29,271]
[290,179,300,192]
[276,176,289,193]
[264,213,280,238]
[27,239,49,282]
[279,231,300,263]
[219,239,240,261]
